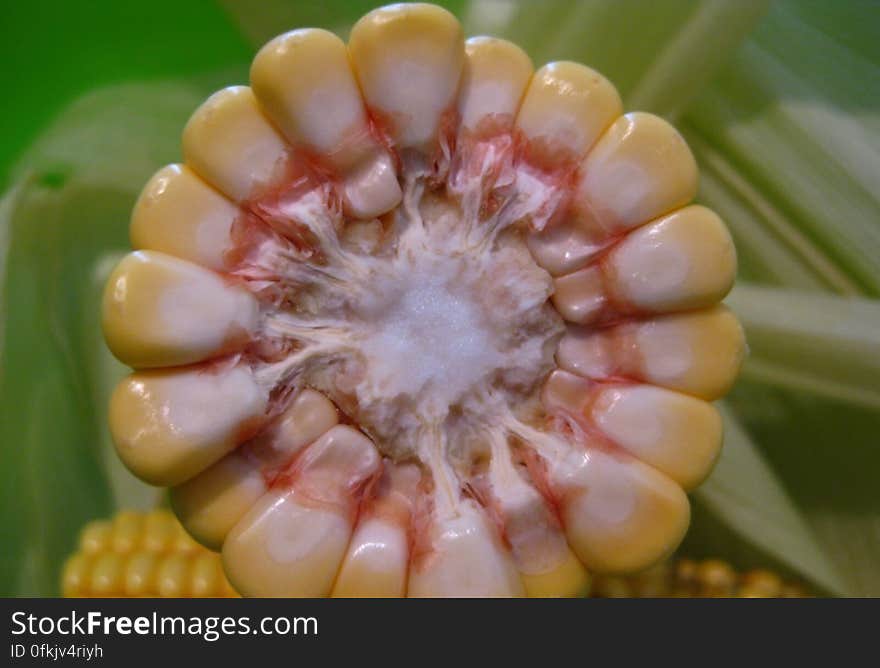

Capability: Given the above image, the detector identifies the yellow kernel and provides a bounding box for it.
[79,521,112,555]
[672,557,699,597]
[173,521,201,554]
[90,553,125,596]
[124,551,159,597]
[143,509,177,552]
[61,554,91,597]
[156,553,191,597]
[738,569,784,598]
[190,553,222,597]
[697,559,737,597]
[111,510,145,553]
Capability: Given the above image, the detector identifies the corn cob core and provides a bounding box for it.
[62,510,237,597]
[101,3,744,597]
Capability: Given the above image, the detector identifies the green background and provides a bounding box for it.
[0,1,252,188]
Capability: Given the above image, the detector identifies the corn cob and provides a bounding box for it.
[101,3,744,597]
[591,557,811,598]
[65,512,808,598]
[62,510,237,597]
[65,512,807,599]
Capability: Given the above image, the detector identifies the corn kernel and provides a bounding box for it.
[79,520,112,555]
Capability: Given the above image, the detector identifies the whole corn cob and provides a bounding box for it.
[100,3,745,597]
[592,557,810,598]
[62,510,237,597]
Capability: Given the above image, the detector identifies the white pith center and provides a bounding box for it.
[259,180,564,470]
[356,254,506,413]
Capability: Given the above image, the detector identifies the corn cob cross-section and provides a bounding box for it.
[102,3,744,597]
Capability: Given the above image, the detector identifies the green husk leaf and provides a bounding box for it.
[463,0,701,98]
[693,404,849,596]
[626,0,771,118]
[0,78,238,595]
[0,173,117,596]
[683,1,880,297]
[690,130,860,293]
[461,0,745,112]
[728,283,880,409]
[724,382,880,597]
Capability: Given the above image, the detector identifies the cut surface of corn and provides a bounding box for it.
[102,2,745,597]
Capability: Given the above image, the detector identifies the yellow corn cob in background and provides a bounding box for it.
[62,510,238,597]
[62,511,807,598]
[100,3,746,597]
[592,558,810,598]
